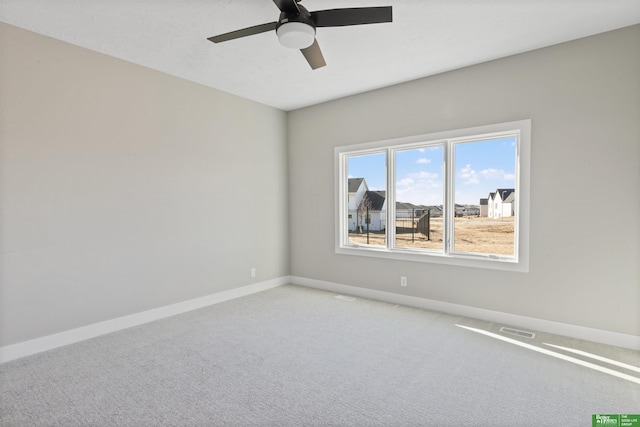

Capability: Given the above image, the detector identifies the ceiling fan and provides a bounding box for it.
[207,0,392,70]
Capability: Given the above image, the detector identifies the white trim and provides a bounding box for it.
[291,276,640,351]
[0,277,290,364]
[333,245,523,271]
[334,119,531,272]
[5,275,637,363]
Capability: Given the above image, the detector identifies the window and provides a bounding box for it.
[346,152,386,247]
[335,120,530,272]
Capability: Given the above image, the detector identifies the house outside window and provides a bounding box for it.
[335,120,531,272]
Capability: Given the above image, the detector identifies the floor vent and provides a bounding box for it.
[500,327,535,339]
[334,295,356,302]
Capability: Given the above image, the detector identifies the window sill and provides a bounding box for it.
[336,245,528,272]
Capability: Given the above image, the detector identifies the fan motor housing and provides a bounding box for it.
[276,5,315,31]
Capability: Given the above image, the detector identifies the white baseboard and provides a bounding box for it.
[0,277,290,364]
[291,276,640,351]
[3,275,637,364]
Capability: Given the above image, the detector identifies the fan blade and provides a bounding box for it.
[301,39,326,70]
[272,0,300,15]
[208,22,277,43]
[311,6,392,27]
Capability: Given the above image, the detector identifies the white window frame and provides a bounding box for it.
[335,120,530,272]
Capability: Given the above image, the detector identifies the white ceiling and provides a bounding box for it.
[2,0,639,111]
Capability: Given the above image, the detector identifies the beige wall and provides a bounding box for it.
[1,23,289,346]
[2,21,638,349]
[288,26,640,336]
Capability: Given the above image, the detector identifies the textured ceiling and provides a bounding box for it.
[2,0,639,111]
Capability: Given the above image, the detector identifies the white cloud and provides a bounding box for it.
[480,168,515,181]
[455,190,485,205]
[479,168,499,179]
[410,171,438,180]
[454,165,515,203]
[416,157,431,164]
[397,177,414,186]
[395,172,442,205]
[460,164,479,184]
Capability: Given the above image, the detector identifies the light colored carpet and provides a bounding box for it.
[1,284,639,426]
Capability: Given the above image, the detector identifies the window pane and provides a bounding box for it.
[346,153,386,247]
[394,146,444,251]
[453,137,517,256]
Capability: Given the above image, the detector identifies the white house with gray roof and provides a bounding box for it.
[347,178,368,231]
[487,189,515,219]
[347,178,389,231]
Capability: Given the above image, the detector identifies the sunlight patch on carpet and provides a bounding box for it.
[456,325,640,386]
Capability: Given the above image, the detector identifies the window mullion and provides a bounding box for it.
[444,140,453,255]
[387,147,395,250]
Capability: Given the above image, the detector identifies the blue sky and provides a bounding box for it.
[348,137,516,205]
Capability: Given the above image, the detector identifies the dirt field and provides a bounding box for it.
[348,216,514,255]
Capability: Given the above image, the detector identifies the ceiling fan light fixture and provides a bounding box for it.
[276,22,315,49]
[208,3,393,69]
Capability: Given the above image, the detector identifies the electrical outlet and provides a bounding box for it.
[400,276,407,287]
[251,268,256,278]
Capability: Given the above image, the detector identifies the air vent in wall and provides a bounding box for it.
[500,327,535,339]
